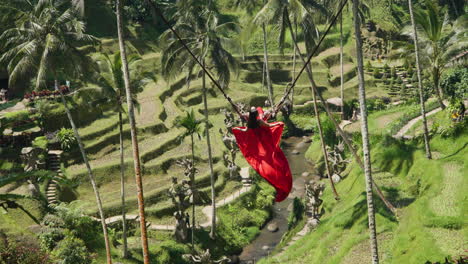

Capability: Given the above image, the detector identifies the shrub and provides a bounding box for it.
[0,238,51,264]
[57,128,77,151]
[39,227,65,251]
[32,136,48,150]
[312,114,338,147]
[440,67,468,99]
[51,234,92,264]
[287,197,305,230]
[149,240,190,264]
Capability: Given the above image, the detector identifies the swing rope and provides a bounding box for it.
[148,0,347,116]
[272,0,348,114]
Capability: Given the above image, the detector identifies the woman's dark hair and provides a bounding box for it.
[247,107,259,129]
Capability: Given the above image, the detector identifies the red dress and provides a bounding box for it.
[232,107,292,202]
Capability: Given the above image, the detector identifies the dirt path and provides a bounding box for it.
[94,167,252,231]
[393,107,442,139]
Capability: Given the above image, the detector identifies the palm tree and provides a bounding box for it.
[340,11,345,120]
[93,51,150,258]
[0,1,112,263]
[255,0,340,199]
[56,83,114,264]
[0,0,97,92]
[407,0,432,159]
[413,1,467,109]
[235,0,274,103]
[116,0,149,262]
[177,109,203,248]
[245,0,274,106]
[160,0,238,238]
[352,0,379,262]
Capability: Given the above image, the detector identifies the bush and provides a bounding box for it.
[0,237,51,264]
[40,206,103,251]
[287,197,305,230]
[312,114,338,147]
[32,136,48,150]
[57,128,77,151]
[149,240,190,264]
[440,67,468,99]
[51,234,92,264]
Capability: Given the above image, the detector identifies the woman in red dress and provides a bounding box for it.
[232,106,292,202]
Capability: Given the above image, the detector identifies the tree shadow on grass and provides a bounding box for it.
[440,142,468,160]
[381,186,415,209]
[337,192,397,230]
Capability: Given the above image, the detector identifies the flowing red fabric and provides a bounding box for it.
[232,108,292,202]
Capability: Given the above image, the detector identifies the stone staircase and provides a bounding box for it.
[46,150,63,206]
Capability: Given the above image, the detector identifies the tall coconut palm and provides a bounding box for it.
[160,0,238,238]
[246,0,274,106]
[177,109,203,248]
[116,0,149,262]
[269,0,397,214]
[235,0,273,103]
[340,11,345,120]
[407,0,432,159]
[413,1,467,109]
[0,1,112,263]
[352,0,379,262]
[255,0,340,199]
[0,0,97,92]
[93,51,151,258]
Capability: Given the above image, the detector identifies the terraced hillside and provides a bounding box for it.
[59,30,410,226]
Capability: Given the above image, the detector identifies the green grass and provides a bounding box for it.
[262,111,467,264]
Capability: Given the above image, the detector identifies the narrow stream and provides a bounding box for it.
[238,135,316,263]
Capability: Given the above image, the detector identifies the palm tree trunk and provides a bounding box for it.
[118,109,128,258]
[408,0,432,160]
[201,59,217,239]
[433,68,446,109]
[190,134,195,248]
[262,23,274,107]
[291,20,298,110]
[55,80,112,264]
[284,11,397,216]
[286,16,339,200]
[340,12,345,120]
[352,1,379,263]
[116,1,150,263]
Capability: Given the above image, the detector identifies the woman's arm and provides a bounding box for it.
[258,119,281,128]
[233,127,248,132]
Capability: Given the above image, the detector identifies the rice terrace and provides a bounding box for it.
[0,0,466,263]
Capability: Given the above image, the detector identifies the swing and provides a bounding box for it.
[232,107,292,202]
[149,0,349,202]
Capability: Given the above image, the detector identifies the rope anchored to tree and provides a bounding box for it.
[148,0,348,115]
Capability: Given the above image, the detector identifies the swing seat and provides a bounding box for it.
[232,115,292,202]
